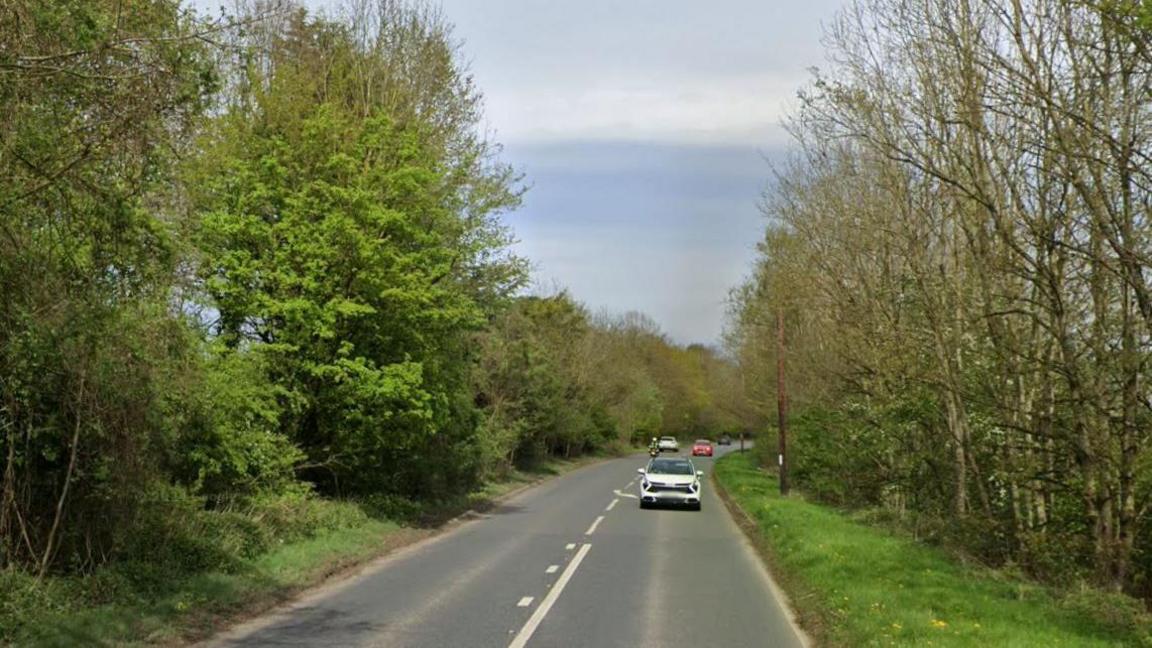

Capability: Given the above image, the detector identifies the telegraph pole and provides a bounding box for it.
[739,356,746,453]
[776,310,789,496]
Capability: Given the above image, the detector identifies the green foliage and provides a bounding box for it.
[727,0,1152,596]
[0,0,217,570]
[175,352,304,496]
[188,6,525,498]
[473,293,746,472]
[473,293,597,467]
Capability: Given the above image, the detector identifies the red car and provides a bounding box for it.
[691,439,714,457]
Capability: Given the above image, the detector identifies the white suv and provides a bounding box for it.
[638,457,703,510]
[657,436,679,452]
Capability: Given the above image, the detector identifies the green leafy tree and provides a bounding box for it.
[191,4,524,497]
[0,0,216,572]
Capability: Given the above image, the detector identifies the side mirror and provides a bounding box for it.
[696,470,704,477]
[637,468,646,474]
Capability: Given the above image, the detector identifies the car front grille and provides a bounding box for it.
[647,484,692,492]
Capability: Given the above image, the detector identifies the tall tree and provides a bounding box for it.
[0,0,215,571]
[190,2,525,497]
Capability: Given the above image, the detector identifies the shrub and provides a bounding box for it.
[358,494,424,525]
[0,569,73,643]
[1061,586,1152,645]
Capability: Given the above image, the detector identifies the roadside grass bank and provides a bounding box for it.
[713,451,1152,647]
[0,453,612,647]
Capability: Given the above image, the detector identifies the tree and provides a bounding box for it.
[731,0,1152,593]
[190,2,525,497]
[0,0,216,572]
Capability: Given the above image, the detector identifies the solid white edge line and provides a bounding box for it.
[545,565,559,574]
[584,515,605,535]
[517,596,534,607]
[508,543,592,648]
[605,498,619,511]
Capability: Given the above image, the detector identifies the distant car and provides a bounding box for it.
[691,439,713,456]
[717,435,732,446]
[657,436,679,452]
[638,456,703,510]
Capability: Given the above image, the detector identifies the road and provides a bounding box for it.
[206,445,808,648]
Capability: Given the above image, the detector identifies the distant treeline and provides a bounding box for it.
[729,0,1152,598]
[0,0,749,577]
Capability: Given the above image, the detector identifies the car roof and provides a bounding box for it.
[695,439,711,443]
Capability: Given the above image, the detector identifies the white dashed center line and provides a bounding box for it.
[605,498,619,511]
[517,596,534,607]
[508,544,592,648]
[545,564,559,574]
[565,543,576,550]
[585,515,605,536]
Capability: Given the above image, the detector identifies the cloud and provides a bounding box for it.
[487,75,802,146]
[505,141,787,344]
[438,0,842,145]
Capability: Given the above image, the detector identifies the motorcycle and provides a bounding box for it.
[648,446,660,457]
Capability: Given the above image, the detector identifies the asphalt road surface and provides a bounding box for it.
[206,445,808,648]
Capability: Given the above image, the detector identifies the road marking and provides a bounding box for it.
[565,543,576,550]
[585,515,605,535]
[517,596,534,607]
[613,489,638,500]
[605,498,619,511]
[508,544,592,648]
[545,564,559,574]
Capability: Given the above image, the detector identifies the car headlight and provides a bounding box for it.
[689,481,699,492]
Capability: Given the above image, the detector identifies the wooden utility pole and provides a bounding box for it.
[739,359,746,453]
[776,310,789,496]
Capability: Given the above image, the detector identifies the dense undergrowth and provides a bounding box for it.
[1,493,381,646]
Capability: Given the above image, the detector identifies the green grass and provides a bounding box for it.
[714,451,1152,648]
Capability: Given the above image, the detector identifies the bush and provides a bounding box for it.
[112,484,373,585]
[0,569,73,642]
[118,485,244,577]
[176,352,305,498]
[358,494,424,525]
[245,494,371,543]
[1061,586,1152,645]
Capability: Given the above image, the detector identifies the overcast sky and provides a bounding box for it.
[197,0,845,344]
[443,0,846,345]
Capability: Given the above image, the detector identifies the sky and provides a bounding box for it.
[196,0,846,344]
[437,0,844,345]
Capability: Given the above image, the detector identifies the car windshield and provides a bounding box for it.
[660,437,676,441]
[648,459,694,475]
[695,439,711,444]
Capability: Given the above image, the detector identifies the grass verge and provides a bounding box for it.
[1,453,611,647]
[713,451,1152,647]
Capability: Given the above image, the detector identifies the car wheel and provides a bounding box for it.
[693,503,702,511]
[639,500,649,509]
